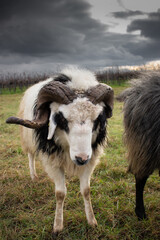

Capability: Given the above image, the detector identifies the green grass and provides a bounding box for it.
[0,86,160,240]
[0,87,27,95]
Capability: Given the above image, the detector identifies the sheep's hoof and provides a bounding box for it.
[88,218,98,227]
[52,225,63,239]
[52,231,59,239]
[135,207,147,220]
[31,174,39,182]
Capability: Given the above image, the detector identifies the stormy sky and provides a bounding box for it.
[0,0,160,73]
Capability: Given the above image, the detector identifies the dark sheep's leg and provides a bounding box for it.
[135,175,148,220]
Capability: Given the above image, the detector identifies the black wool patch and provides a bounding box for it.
[54,74,71,84]
[34,125,63,155]
[54,112,69,133]
[92,107,107,150]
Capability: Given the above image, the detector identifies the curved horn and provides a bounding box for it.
[34,81,77,125]
[6,81,77,129]
[36,81,77,110]
[6,116,45,129]
[86,84,114,118]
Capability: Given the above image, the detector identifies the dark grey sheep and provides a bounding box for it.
[118,72,160,220]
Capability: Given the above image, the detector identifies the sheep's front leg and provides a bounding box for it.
[46,167,66,235]
[28,152,38,181]
[79,172,97,226]
[54,189,66,234]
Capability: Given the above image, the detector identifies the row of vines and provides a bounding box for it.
[0,66,158,94]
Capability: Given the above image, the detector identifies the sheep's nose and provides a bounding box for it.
[75,154,89,165]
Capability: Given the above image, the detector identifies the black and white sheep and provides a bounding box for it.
[6,67,114,235]
[117,72,160,220]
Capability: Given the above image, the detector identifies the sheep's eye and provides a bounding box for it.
[54,112,69,133]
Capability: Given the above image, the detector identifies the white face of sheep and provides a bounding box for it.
[48,98,103,166]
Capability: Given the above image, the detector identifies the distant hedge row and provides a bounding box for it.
[0,68,140,94]
[96,68,139,84]
[0,73,50,94]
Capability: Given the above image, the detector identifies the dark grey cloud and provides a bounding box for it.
[112,10,145,19]
[0,0,160,73]
[0,0,107,58]
[1,0,138,71]
[123,9,160,60]
[124,40,160,60]
[127,9,160,39]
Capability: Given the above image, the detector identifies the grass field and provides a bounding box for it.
[0,85,160,240]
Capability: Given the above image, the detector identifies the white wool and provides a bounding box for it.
[61,67,98,90]
[58,98,103,123]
